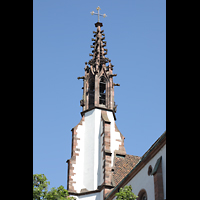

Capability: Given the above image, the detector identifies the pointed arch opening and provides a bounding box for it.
[99,76,106,106]
[89,78,95,108]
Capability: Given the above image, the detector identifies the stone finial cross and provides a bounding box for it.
[90,6,107,22]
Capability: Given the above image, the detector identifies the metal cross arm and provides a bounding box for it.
[90,6,107,22]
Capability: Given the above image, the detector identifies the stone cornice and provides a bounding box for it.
[68,184,114,196]
[81,106,116,121]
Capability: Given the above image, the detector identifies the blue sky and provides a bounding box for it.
[33,0,166,191]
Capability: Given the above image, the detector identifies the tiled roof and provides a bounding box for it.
[112,154,141,187]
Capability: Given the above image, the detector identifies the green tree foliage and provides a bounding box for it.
[115,185,138,200]
[33,174,49,199]
[33,174,76,200]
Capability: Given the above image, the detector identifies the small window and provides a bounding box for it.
[148,165,152,176]
[116,154,125,158]
[137,189,147,200]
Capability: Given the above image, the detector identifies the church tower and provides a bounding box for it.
[67,8,126,200]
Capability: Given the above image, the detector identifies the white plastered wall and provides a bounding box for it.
[73,109,102,192]
[71,109,125,194]
[72,117,85,193]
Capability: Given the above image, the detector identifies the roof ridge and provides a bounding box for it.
[141,131,166,160]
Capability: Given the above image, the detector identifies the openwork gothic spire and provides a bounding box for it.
[88,22,109,74]
[78,20,120,115]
